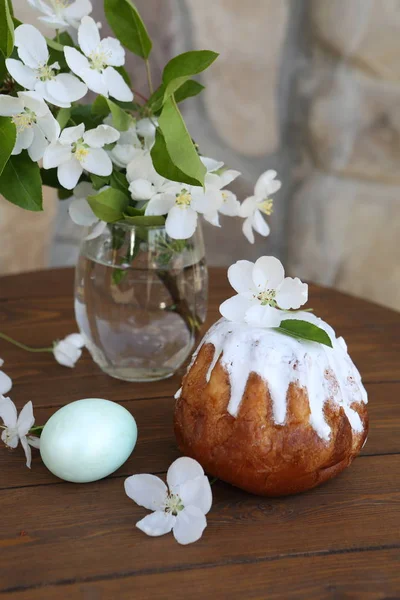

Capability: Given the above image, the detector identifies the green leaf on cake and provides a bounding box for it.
[0,117,16,176]
[87,187,129,223]
[104,0,152,59]
[162,50,218,99]
[276,320,333,348]
[0,151,43,211]
[157,97,206,186]
[92,95,131,131]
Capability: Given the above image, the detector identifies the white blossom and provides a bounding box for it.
[199,170,241,227]
[125,457,212,545]
[6,24,87,108]
[0,91,60,161]
[0,396,40,468]
[64,16,133,102]
[127,151,179,204]
[239,170,281,244]
[68,182,108,240]
[43,123,119,189]
[220,256,308,327]
[0,359,12,396]
[27,0,93,30]
[53,333,85,367]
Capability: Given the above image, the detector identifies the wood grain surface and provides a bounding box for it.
[0,267,399,599]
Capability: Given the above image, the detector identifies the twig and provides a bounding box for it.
[0,332,53,353]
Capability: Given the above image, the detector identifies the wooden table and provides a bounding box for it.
[0,267,399,599]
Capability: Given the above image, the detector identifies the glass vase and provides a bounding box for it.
[74,222,208,382]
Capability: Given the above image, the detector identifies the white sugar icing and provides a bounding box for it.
[179,312,367,441]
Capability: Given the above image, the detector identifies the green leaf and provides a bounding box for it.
[0,152,43,211]
[110,170,130,193]
[162,50,218,98]
[124,205,145,217]
[104,0,152,59]
[276,320,333,348]
[151,128,200,187]
[45,37,64,52]
[123,214,165,226]
[40,167,61,189]
[92,95,131,131]
[148,79,205,114]
[57,107,71,129]
[0,116,16,176]
[87,187,129,223]
[0,0,14,57]
[158,97,206,186]
[90,173,110,190]
[70,104,100,129]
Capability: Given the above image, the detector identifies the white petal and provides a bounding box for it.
[238,196,257,218]
[78,16,100,56]
[64,333,85,348]
[167,457,205,489]
[145,193,175,216]
[191,188,220,215]
[136,118,156,140]
[27,0,54,17]
[85,220,107,240]
[69,198,98,226]
[38,15,68,27]
[0,395,17,428]
[1,427,18,449]
[37,111,61,143]
[80,148,112,176]
[99,38,125,66]
[6,59,36,90]
[20,436,32,469]
[252,209,270,237]
[58,158,83,189]
[13,127,34,154]
[201,156,224,172]
[124,474,167,511]
[129,179,155,201]
[177,476,212,515]
[74,181,96,199]
[17,401,35,437]
[49,74,87,104]
[203,210,220,227]
[227,260,256,297]
[28,125,48,161]
[83,124,120,148]
[219,294,254,323]
[242,216,255,244]
[64,0,93,22]
[252,256,285,291]
[103,67,133,102]
[27,435,41,449]
[173,506,207,545]
[165,206,197,240]
[245,304,283,328]
[80,67,109,96]
[111,144,139,168]
[254,169,281,198]
[43,142,72,169]
[53,339,82,367]
[275,277,308,310]
[64,46,90,76]
[0,371,12,395]
[60,123,85,144]
[219,169,241,188]
[34,81,71,108]
[136,511,176,537]
[15,24,48,69]
[18,91,48,117]
[0,95,24,116]
[219,192,240,216]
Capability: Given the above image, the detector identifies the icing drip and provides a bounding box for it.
[187,313,367,441]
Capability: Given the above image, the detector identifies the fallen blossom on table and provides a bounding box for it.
[0,396,40,468]
[53,333,86,368]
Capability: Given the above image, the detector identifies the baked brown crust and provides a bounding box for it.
[174,342,369,496]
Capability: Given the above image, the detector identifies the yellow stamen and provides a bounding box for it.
[259,198,274,216]
[11,111,35,133]
[75,146,89,161]
[175,191,192,207]
[89,50,111,72]
[256,289,276,306]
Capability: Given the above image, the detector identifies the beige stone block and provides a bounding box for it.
[0,189,58,276]
[185,0,289,156]
[287,171,400,312]
[311,0,400,81]
[308,65,400,184]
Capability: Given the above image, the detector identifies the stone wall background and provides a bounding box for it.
[1,0,399,311]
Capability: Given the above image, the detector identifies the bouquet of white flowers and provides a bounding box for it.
[0,0,278,244]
